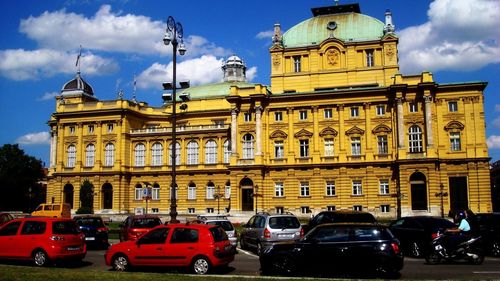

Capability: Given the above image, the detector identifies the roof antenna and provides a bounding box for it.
[75,45,82,74]
[334,0,339,6]
[132,74,137,103]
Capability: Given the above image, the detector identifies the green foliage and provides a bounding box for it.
[76,206,94,214]
[0,144,44,211]
[80,179,94,210]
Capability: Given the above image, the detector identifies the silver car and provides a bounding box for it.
[197,215,237,247]
[240,212,303,255]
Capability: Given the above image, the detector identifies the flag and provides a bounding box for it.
[75,45,82,67]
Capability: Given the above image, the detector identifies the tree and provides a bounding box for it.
[78,179,94,214]
[0,144,44,212]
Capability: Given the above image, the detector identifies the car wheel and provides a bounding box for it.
[491,241,500,257]
[272,254,296,276]
[191,256,211,275]
[469,249,484,265]
[32,250,50,267]
[112,254,130,271]
[425,251,440,265]
[410,241,422,257]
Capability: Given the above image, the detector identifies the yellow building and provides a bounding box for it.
[46,3,492,219]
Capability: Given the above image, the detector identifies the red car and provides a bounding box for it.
[105,223,236,274]
[118,214,162,242]
[0,217,86,266]
[0,213,14,227]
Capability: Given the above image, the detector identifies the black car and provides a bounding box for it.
[303,210,377,234]
[389,216,455,257]
[260,223,403,278]
[476,213,500,256]
[74,215,109,249]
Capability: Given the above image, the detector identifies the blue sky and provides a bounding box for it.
[1,0,499,166]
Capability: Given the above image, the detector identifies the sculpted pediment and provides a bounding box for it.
[294,129,313,138]
[319,127,338,137]
[345,126,365,136]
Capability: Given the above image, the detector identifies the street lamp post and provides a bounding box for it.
[163,16,187,223]
[435,183,448,218]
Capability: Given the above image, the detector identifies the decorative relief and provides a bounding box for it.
[372,124,392,134]
[273,54,281,68]
[326,49,340,67]
[294,129,313,138]
[345,126,365,136]
[319,127,338,137]
[385,45,395,61]
[270,130,288,139]
[444,121,465,131]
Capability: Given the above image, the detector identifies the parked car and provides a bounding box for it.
[475,212,500,256]
[239,212,303,255]
[0,217,86,266]
[30,203,71,218]
[0,213,14,227]
[74,215,109,249]
[118,215,162,242]
[388,216,455,257]
[260,223,403,277]
[303,210,377,234]
[197,215,237,247]
[105,223,236,274]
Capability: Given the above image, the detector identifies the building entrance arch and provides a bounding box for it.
[240,177,254,211]
[102,183,113,209]
[63,184,74,209]
[410,172,428,210]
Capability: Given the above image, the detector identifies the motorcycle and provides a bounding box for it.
[425,231,484,265]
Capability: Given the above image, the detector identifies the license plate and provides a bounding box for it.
[224,245,232,251]
[279,234,293,239]
[85,237,95,241]
[67,247,81,251]
[435,245,443,250]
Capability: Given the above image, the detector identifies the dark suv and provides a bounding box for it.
[74,215,109,249]
[303,210,377,234]
[240,212,302,255]
[476,213,500,256]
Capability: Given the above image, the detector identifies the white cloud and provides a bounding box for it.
[38,92,58,101]
[399,0,500,73]
[256,30,274,40]
[495,104,500,112]
[16,132,50,145]
[493,117,500,129]
[487,135,500,149]
[0,49,119,80]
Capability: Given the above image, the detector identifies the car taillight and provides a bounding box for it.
[264,228,271,238]
[391,242,401,254]
[97,227,108,233]
[50,235,65,241]
[431,232,439,239]
[300,227,304,238]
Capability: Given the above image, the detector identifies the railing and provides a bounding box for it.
[130,124,229,134]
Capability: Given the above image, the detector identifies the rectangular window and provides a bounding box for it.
[376,105,385,116]
[69,126,75,135]
[450,132,461,151]
[188,185,196,200]
[352,180,363,195]
[409,101,418,113]
[377,135,388,154]
[206,208,214,214]
[276,206,284,214]
[379,179,390,195]
[301,206,310,214]
[366,49,374,67]
[244,112,252,122]
[299,110,308,120]
[275,112,283,121]
[151,208,159,213]
[327,205,336,211]
[326,181,336,196]
[351,137,361,156]
[274,140,284,158]
[300,182,310,197]
[448,101,458,112]
[134,188,142,200]
[206,185,215,199]
[152,187,160,200]
[324,139,334,157]
[350,107,359,117]
[225,185,231,199]
[88,125,94,134]
[188,208,195,214]
[275,182,284,197]
[107,124,113,133]
[293,56,301,72]
[299,139,309,157]
[353,205,363,211]
[324,108,333,119]
[381,205,390,213]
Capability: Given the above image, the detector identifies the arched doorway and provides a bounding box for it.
[102,183,113,209]
[63,184,74,209]
[410,172,428,210]
[240,177,254,211]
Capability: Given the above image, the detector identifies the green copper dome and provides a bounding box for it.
[283,12,384,48]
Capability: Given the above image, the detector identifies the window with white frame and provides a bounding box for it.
[299,139,309,157]
[223,140,231,163]
[206,183,215,199]
[244,112,252,122]
[293,56,301,72]
[327,205,336,211]
[300,181,310,197]
[152,184,160,200]
[168,142,181,165]
[188,183,196,200]
[85,144,95,167]
[107,124,113,133]
[365,49,374,67]
[69,126,75,135]
[448,101,458,112]
[104,143,115,167]
[351,137,361,156]
[274,140,284,158]
[376,105,385,116]
[187,141,199,165]
[88,125,94,134]
[324,138,334,157]
[242,134,254,159]
[188,208,195,214]
[134,185,142,200]
[381,205,390,213]
[205,140,217,164]
[409,125,423,152]
[301,206,310,214]
[379,179,389,195]
[151,142,163,166]
[324,108,333,119]
[275,112,283,121]
[206,208,214,213]
[67,145,76,168]
[326,181,336,196]
[353,205,363,211]
[276,206,284,214]
[409,101,418,113]
[225,183,231,199]
[134,143,146,167]
[299,110,308,120]
[275,182,284,197]
[377,135,388,154]
[352,180,363,195]
[450,132,461,151]
[350,107,359,117]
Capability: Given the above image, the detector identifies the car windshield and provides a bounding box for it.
[209,226,228,242]
[75,218,105,227]
[206,221,234,231]
[269,216,300,229]
[53,221,80,234]
[132,218,161,228]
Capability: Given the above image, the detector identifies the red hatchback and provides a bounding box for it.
[105,223,236,274]
[0,217,86,266]
[118,215,162,242]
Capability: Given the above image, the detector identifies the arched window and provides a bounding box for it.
[223,140,231,163]
[187,141,199,165]
[206,182,215,199]
[63,184,74,208]
[152,183,160,200]
[102,183,113,209]
[225,181,231,199]
[151,142,163,166]
[410,172,428,210]
[85,144,95,167]
[67,145,76,168]
[134,143,146,167]
[104,143,115,167]
[134,184,142,200]
[205,140,217,164]
[242,134,254,159]
[168,142,180,166]
[409,125,423,153]
[188,182,196,200]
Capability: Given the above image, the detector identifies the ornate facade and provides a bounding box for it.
[46,3,492,218]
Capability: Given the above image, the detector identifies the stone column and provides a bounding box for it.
[396,98,405,148]
[231,108,238,155]
[255,106,263,156]
[50,129,57,168]
[424,95,433,147]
